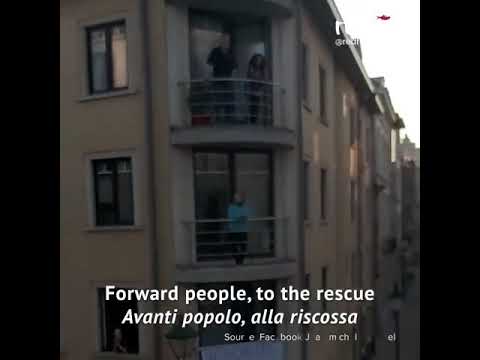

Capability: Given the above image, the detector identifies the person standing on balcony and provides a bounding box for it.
[247,54,268,124]
[207,33,237,123]
[227,192,250,265]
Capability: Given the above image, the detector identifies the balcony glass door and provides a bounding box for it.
[188,11,273,126]
[194,151,273,261]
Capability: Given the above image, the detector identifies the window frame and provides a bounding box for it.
[92,157,135,227]
[301,42,310,106]
[86,20,128,95]
[85,150,142,230]
[192,149,275,221]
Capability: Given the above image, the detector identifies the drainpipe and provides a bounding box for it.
[140,0,161,359]
[295,2,306,360]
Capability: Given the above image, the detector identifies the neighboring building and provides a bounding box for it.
[61,1,412,360]
[61,0,173,359]
[370,77,401,360]
[398,157,420,360]
[399,135,420,166]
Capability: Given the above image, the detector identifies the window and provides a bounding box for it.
[93,158,134,226]
[321,267,328,311]
[391,130,397,162]
[87,21,128,94]
[189,11,270,80]
[303,161,310,220]
[302,43,308,103]
[319,65,327,124]
[194,151,273,261]
[98,288,139,354]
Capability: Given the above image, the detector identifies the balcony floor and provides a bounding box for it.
[171,125,296,150]
[176,258,297,283]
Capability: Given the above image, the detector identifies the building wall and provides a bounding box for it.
[333,66,361,360]
[60,0,172,359]
[300,5,339,360]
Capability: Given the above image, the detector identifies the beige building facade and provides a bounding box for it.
[60,1,407,360]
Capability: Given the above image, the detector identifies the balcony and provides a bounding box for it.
[171,78,295,149]
[177,217,295,283]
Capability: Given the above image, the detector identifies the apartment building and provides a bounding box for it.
[61,1,395,360]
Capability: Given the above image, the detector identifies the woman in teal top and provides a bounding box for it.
[228,192,250,264]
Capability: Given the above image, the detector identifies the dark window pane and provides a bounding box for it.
[112,24,128,88]
[319,65,326,119]
[302,43,308,101]
[93,158,134,226]
[98,288,139,354]
[194,152,273,261]
[94,160,115,226]
[235,153,271,217]
[194,153,230,220]
[89,29,108,92]
[117,159,134,225]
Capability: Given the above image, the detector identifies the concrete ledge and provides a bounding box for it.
[93,353,148,360]
[84,226,144,233]
[171,125,296,150]
[167,0,293,17]
[176,259,297,283]
[79,89,138,103]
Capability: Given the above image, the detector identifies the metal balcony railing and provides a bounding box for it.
[183,217,287,263]
[179,78,286,127]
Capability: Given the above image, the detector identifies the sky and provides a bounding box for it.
[333,0,420,146]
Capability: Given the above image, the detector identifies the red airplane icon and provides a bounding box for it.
[377,15,391,20]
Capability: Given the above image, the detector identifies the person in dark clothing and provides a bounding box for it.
[207,34,237,123]
[247,54,268,124]
[207,33,237,77]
